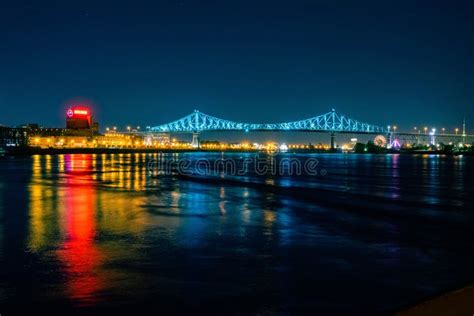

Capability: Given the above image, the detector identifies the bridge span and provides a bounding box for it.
[148,109,386,148]
[147,109,471,149]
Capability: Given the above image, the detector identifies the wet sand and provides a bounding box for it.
[397,285,474,316]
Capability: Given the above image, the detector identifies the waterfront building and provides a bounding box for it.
[0,126,28,147]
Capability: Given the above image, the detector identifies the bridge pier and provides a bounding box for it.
[387,132,392,149]
[330,132,336,150]
[430,132,436,146]
[191,132,200,149]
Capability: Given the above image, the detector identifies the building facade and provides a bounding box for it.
[0,126,28,147]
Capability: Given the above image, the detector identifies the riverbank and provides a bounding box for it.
[396,284,474,316]
[2,146,329,156]
[1,146,472,156]
[4,147,201,156]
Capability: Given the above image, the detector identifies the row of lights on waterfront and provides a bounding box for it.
[389,126,462,135]
[105,126,141,132]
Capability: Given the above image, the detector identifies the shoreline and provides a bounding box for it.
[1,147,472,156]
[395,284,474,316]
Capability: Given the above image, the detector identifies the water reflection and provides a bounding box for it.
[27,154,153,305]
[58,155,102,305]
[3,153,471,313]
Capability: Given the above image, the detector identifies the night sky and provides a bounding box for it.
[1,0,473,133]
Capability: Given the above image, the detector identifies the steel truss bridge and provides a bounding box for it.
[146,109,471,148]
[149,109,386,134]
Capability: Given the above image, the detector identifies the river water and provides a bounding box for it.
[0,153,473,314]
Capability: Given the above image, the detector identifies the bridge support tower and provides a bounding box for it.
[387,132,392,149]
[462,117,466,145]
[330,132,336,150]
[192,132,200,149]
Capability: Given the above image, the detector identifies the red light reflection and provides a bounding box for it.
[57,154,103,305]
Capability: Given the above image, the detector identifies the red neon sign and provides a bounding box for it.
[74,109,88,115]
[67,106,90,117]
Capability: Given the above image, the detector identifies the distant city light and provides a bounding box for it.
[391,139,401,149]
[279,143,288,152]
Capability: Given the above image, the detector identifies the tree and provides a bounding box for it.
[354,142,366,153]
[367,141,386,153]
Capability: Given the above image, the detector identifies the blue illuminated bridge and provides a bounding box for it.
[149,109,386,134]
[148,109,387,148]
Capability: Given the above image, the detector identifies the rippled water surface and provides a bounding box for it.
[0,153,473,314]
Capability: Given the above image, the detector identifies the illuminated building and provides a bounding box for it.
[0,126,28,147]
[144,133,171,147]
[29,136,91,148]
[66,106,92,129]
[65,106,99,135]
[96,131,144,148]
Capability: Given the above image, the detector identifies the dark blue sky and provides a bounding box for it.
[1,0,473,132]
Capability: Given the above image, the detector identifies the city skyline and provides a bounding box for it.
[1,104,469,138]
